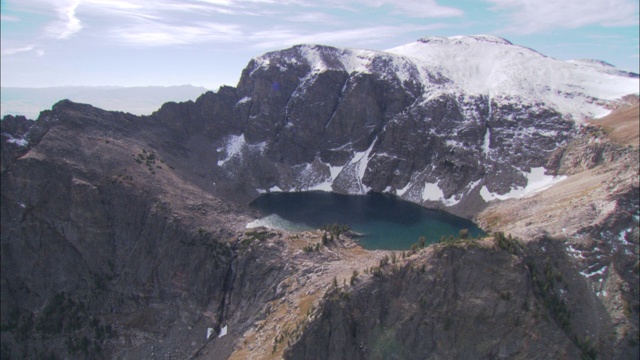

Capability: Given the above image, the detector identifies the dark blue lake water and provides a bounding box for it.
[248,192,484,250]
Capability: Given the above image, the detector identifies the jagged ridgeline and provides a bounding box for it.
[1,35,638,359]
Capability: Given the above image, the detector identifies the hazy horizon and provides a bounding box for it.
[1,85,210,119]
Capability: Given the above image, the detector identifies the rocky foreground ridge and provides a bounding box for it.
[1,36,639,359]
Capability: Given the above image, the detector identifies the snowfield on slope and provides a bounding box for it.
[480,167,568,201]
[386,35,638,121]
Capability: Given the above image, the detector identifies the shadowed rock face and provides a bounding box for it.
[286,244,560,360]
[0,102,285,359]
[1,40,638,359]
[147,44,582,217]
[285,238,639,360]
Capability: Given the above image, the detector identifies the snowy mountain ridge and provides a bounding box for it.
[252,35,638,121]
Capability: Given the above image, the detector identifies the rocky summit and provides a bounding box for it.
[1,36,638,359]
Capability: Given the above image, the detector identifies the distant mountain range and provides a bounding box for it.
[1,85,209,119]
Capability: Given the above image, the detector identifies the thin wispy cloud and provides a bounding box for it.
[4,0,464,49]
[43,0,83,39]
[110,21,243,46]
[1,45,44,57]
[369,0,463,18]
[34,0,256,42]
[195,0,234,5]
[328,0,463,18]
[1,14,20,21]
[248,23,450,49]
[588,35,624,40]
[22,0,459,49]
[2,45,36,56]
[285,12,339,24]
[487,0,639,34]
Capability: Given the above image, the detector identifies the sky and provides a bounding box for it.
[1,0,638,90]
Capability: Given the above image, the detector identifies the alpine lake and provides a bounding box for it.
[248,192,485,250]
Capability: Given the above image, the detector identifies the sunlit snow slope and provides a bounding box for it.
[386,35,638,120]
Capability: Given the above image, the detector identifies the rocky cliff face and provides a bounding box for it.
[285,238,634,360]
[476,105,640,359]
[1,36,638,359]
[152,36,636,217]
[0,102,296,359]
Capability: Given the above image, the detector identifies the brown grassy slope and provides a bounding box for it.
[477,99,639,240]
[589,103,639,147]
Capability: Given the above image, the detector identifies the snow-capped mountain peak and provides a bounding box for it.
[418,34,513,45]
[386,35,638,120]
[250,35,637,122]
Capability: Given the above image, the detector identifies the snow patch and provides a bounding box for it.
[580,265,607,278]
[466,179,482,192]
[206,328,214,340]
[217,134,246,166]
[236,96,251,105]
[217,134,266,167]
[308,181,333,192]
[298,45,371,75]
[566,245,586,260]
[246,214,311,232]
[338,48,374,74]
[303,162,344,192]
[329,165,344,181]
[422,182,445,201]
[299,46,329,74]
[290,162,325,191]
[617,228,632,244]
[443,195,461,207]
[445,139,464,148]
[255,185,286,194]
[482,128,491,155]
[2,133,29,147]
[480,167,567,202]
[521,167,567,196]
[344,139,377,194]
[421,181,461,206]
[356,143,374,182]
[396,182,411,196]
[218,325,227,338]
